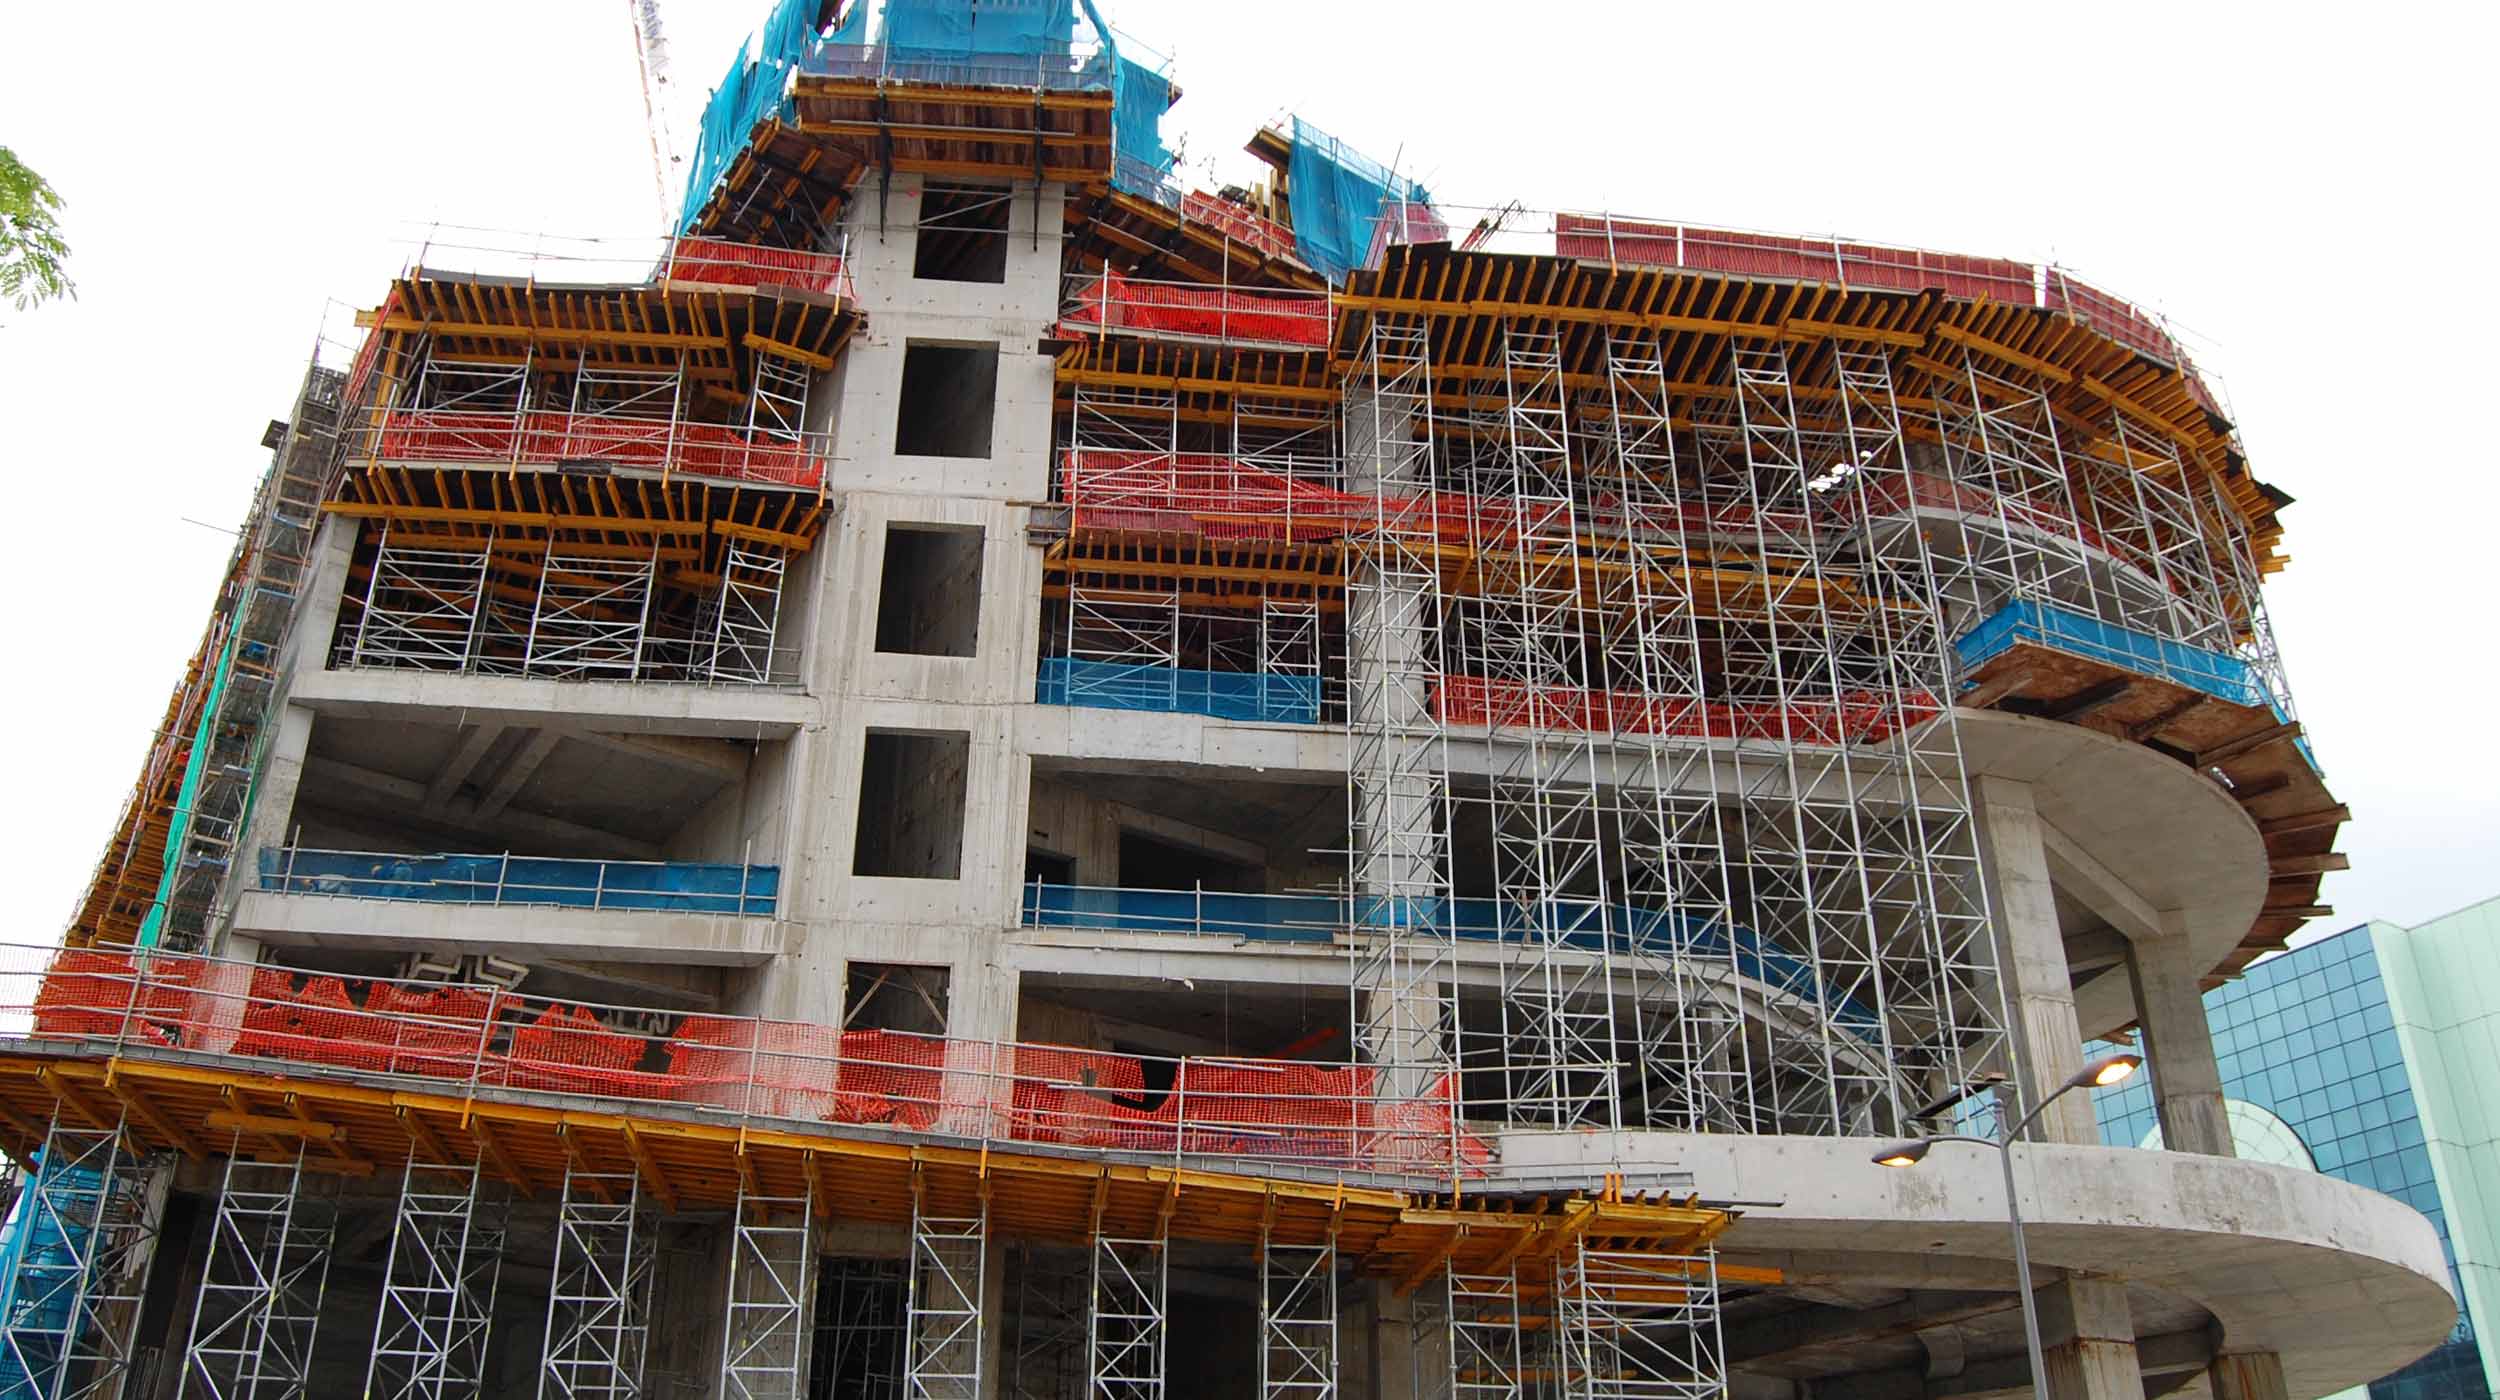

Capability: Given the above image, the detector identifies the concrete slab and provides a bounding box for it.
[233,889,788,965]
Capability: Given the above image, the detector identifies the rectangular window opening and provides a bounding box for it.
[895,342,999,459]
[854,729,971,879]
[844,961,950,1035]
[914,183,1012,283]
[875,523,984,657]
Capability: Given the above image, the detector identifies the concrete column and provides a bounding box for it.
[2207,1350,2290,1400]
[1359,1279,1420,1400]
[2124,915,2233,1157]
[1972,776,2094,1145]
[2037,1276,2146,1400]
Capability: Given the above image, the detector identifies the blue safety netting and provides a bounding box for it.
[680,0,1177,228]
[1037,658,1320,725]
[679,0,824,231]
[0,1151,101,1399]
[1022,885,1880,1036]
[1954,600,2264,709]
[1286,117,1432,285]
[260,850,780,917]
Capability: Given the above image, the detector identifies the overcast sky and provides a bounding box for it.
[1,1,2491,944]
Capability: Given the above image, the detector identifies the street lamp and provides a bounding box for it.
[1870,1051,2141,1400]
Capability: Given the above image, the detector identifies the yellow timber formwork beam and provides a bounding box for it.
[0,1047,1763,1290]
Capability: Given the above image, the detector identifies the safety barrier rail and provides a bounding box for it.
[325,627,809,689]
[398,225,853,301]
[1355,203,2201,375]
[1058,272,1333,349]
[4,945,1487,1179]
[1181,191,1300,263]
[353,410,832,489]
[1019,885,1879,1035]
[1036,658,1323,725]
[1432,678,1939,747]
[807,41,1115,92]
[256,848,780,918]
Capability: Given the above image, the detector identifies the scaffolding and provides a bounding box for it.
[1086,1236,1166,1400]
[367,1157,509,1400]
[1552,1246,1721,1400]
[1465,325,1622,1129]
[1342,319,1460,1115]
[539,1168,657,1400]
[1595,331,1752,1135]
[1413,1271,1522,1400]
[178,1147,337,1400]
[1258,1227,1336,1400]
[904,1192,987,1400]
[155,361,348,950]
[0,1113,166,1400]
[721,1185,816,1400]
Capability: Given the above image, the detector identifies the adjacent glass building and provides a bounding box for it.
[2097,896,2500,1400]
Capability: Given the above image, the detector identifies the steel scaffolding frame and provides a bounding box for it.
[1258,1229,1336,1400]
[1552,1246,1722,1400]
[1413,1270,1522,1400]
[708,543,791,684]
[1342,319,1461,1118]
[0,1112,166,1400]
[179,1147,337,1400]
[1823,345,2008,1127]
[904,1193,987,1400]
[161,361,349,948]
[1682,339,2009,1136]
[1926,351,2103,633]
[350,525,495,672]
[721,1186,816,1400]
[403,354,532,465]
[367,1157,509,1400]
[559,366,684,465]
[1467,324,1622,1129]
[1086,1237,1166,1400]
[747,353,813,442]
[2081,418,2236,655]
[1006,1247,1088,1400]
[1594,331,1754,1135]
[539,1169,657,1400]
[524,544,661,679]
[814,1257,907,1400]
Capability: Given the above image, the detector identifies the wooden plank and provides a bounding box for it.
[2196,721,2302,768]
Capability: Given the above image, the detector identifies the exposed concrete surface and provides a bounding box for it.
[233,890,787,965]
[1494,1132,2454,1400]
[291,666,816,737]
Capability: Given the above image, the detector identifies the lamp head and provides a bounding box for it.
[1871,1139,1933,1168]
[2067,1052,2143,1091]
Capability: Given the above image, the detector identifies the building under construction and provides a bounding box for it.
[0,3,2458,1400]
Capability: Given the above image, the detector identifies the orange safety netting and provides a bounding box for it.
[1180,192,1299,263]
[664,237,851,298]
[1432,677,1941,745]
[372,411,823,488]
[1059,274,1331,348]
[11,952,1494,1175]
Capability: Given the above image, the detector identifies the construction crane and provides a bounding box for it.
[625,0,681,223]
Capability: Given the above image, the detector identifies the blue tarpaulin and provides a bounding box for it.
[1021,885,1881,1036]
[1286,117,1431,284]
[678,0,822,231]
[261,850,780,917]
[1954,600,2264,709]
[1036,658,1321,725]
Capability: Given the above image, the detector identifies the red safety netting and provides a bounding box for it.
[2046,272,2179,365]
[1059,273,1331,348]
[1432,677,1940,746]
[1556,213,2038,304]
[372,411,824,488]
[9,952,1493,1176]
[1181,192,1299,263]
[664,237,852,299]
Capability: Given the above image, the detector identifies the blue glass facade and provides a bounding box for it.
[2093,926,2487,1400]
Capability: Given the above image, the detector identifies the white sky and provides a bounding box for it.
[0,1,2491,943]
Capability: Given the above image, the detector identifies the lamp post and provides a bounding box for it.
[1871,1051,2142,1400]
